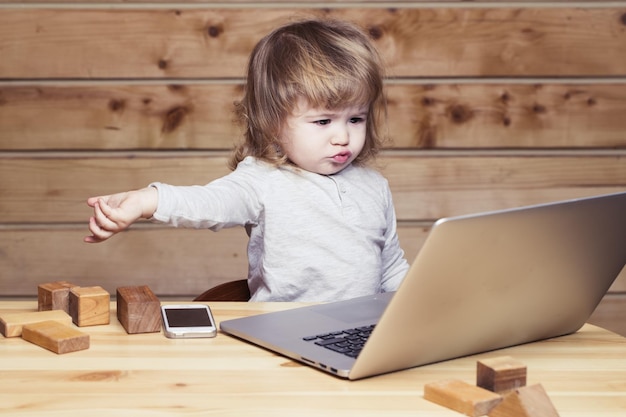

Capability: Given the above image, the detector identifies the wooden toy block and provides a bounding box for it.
[38,281,78,313]
[22,320,89,354]
[0,310,72,338]
[116,285,162,334]
[488,384,560,417]
[424,379,502,417]
[477,356,527,393]
[69,286,110,327]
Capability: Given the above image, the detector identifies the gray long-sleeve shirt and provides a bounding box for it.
[151,156,409,302]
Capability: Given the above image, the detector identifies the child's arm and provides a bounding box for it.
[84,187,158,243]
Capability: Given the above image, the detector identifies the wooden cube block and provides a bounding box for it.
[488,384,560,417]
[69,286,110,327]
[116,286,162,334]
[0,310,72,338]
[38,281,78,313]
[424,379,502,417]
[22,320,89,354]
[477,356,527,393]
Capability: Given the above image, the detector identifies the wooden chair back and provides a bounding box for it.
[194,279,251,302]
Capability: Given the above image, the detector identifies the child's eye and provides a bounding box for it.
[350,117,365,124]
[315,119,331,125]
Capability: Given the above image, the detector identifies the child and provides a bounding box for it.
[85,18,410,302]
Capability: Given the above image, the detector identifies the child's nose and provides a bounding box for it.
[331,126,349,145]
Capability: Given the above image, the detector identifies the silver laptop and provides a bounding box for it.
[220,191,626,380]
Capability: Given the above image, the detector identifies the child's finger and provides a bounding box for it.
[93,201,121,231]
[85,216,114,242]
[86,196,105,207]
[95,199,117,222]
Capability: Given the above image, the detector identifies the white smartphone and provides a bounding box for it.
[160,304,217,338]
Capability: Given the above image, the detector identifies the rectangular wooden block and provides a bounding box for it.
[38,281,78,313]
[0,310,72,337]
[116,285,162,334]
[69,286,110,327]
[477,356,527,393]
[22,320,89,354]
[424,379,502,417]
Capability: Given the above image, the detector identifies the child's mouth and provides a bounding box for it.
[332,152,351,163]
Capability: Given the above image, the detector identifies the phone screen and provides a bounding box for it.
[164,307,214,327]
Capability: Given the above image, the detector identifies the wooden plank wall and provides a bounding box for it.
[1,1,625,334]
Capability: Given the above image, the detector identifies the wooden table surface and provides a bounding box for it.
[1,300,625,416]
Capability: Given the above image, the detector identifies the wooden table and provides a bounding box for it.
[1,300,625,416]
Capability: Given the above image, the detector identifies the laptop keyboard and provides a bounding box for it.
[302,324,376,358]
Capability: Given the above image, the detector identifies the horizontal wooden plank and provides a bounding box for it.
[1,153,625,223]
[0,226,250,298]
[1,7,625,78]
[382,153,626,219]
[0,83,243,150]
[1,225,623,298]
[2,82,626,150]
[390,83,626,149]
[0,1,600,4]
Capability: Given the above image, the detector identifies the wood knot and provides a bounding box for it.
[207,25,223,38]
[421,97,435,106]
[158,59,168,70]
[502,116,512,126]
[167,84,186,93]
[71,371,124,382]
[621,12,626,26]
[587,98,597,106]
[532,104,546,114]
[162,106,189,134]
[368,25,383,41]
[500,92,510,103]
[447,104,473,124]
[108,99,126,112]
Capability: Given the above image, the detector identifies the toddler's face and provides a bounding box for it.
[279,99,367,175]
